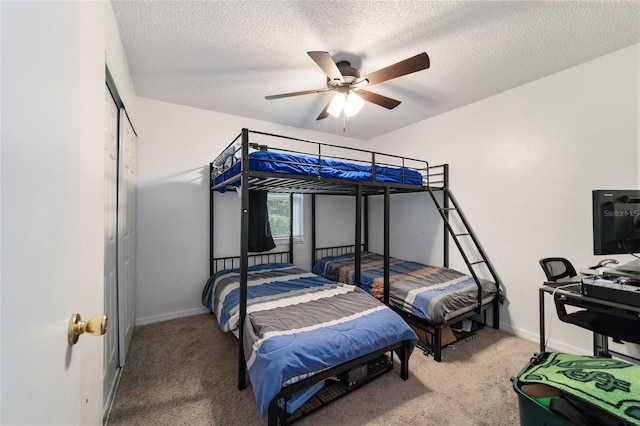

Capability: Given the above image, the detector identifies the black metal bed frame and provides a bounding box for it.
[209,128,503,424]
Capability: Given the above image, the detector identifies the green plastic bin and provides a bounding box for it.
[511,352,640,426]
[511,375,572,426]
[511,353,573,426]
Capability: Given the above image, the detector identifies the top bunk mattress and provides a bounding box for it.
[312,252,498,324]
[213,150,424,190]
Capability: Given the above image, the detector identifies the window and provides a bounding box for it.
[267,193,303,242]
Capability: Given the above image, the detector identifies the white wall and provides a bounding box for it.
[133,101,361,323]
[366,44,639,357]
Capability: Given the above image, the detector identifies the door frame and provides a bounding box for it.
[103,65,138,421]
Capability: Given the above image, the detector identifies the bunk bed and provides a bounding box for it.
[207,128,503,423]
[208,129,424,425]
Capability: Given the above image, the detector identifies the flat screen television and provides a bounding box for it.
[592,190,640,256]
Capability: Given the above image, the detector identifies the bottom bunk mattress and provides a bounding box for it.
[202,262,418,417]
[312,252,498,324]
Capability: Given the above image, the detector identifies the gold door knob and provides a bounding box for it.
[68,313,108,346]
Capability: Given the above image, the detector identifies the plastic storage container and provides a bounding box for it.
[511,352,640,426]
[511,375,572,426]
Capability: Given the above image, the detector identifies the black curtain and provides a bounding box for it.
[248,191,276,252]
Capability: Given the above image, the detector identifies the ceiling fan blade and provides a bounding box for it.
[356,90,401,109]
[307,51,344,83]
[357,52,430,86]
[316,100,331,120]
[265,88,331,100]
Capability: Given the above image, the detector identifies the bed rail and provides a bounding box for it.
[313,244,366,264]
[210,251,291,275]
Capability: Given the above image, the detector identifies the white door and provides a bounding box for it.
[118,110,137,365]
[104,85,120,414]
[1,2,104,424]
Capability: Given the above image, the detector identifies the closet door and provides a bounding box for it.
[104,84,119,413]
[118,109,136,365]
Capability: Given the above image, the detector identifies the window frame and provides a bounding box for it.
[267,193,304,244]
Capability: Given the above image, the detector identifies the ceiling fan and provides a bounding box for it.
[265,51,430,121]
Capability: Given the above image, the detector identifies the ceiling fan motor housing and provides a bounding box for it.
[328,61,360,89]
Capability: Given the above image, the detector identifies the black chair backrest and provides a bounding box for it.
[539,257,577,282]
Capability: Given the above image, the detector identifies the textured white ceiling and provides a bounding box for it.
[111,1,639,140]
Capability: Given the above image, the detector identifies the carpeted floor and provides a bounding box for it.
[106,314,540,425]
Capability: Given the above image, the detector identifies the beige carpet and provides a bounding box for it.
[107,314,540,426]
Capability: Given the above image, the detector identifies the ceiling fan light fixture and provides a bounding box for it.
[344,92,364,118]
[327,92,346,117]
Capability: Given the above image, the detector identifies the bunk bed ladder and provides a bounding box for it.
[427,186,503,321]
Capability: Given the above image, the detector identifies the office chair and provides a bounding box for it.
[539,257,578,282]
[539,257,640,348]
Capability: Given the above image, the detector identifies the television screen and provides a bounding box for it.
[592,190,640,255]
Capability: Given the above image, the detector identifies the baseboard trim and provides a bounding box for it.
[135,307,209,326]
[499,322,539,344]
[501,322,593,357]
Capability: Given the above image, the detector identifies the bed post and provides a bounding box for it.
[238,128,250,390]
[401,341,410,380]
[433,326,443,362]
[355,184,362,286]
[289,193,294,264]
[364,195,369,252]
[383,186,390,305]
[311,194,316,266]
[443,164,450,268]
[210,162,214,277]
[493,292,500,329]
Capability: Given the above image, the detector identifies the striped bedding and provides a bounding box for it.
[312,252,498,324]
[202,263,418,417]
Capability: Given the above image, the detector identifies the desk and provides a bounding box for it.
[539,283,640,357]
[579,266,640,279]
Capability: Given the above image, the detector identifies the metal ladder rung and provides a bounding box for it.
[455,232,471,237]
[469,260,486,266]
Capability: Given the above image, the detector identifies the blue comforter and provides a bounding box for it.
[202,263,418,417]
[214,150,424,191]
